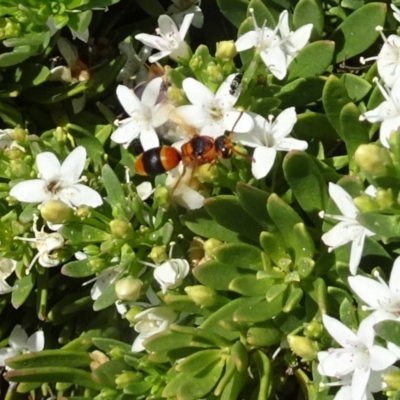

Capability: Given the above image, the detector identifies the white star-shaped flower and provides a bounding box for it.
[360,27,400,88]
[318,315,397,400]
[319,183,375,275]
[174,74,254,138]
[0,325,45,370]
[111,79,173,150]
[233,107,307,179]
[360,77,400,148]
[0,258,17,294]
[168,0,204,28]
[235,9,312,80]
[10,146,103,209]
[153,257,189,294]
[348,256,400,322]
[15,215,64,274]
[135,13,194,64]
[132,306,177,352]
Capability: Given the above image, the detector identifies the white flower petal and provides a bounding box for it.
[174,184,204,209]
[9,325,28,349]
[235,31,258,52]
[0,348,19,367]
[60,184,103,208]
[321,221,355,249]
[116,85,143,116]
[111,120,142,145]
[135,33,165,52]
[158,14,179,37]
[369,345,397,371]
[0,280,15,294]
[136,182,154,201]
[36,152,61,180]
[61,146,86,182]
[349,231,366,274]
[318,349,357,377]
[10,180,49,203]
[182,78,214,106]
[322,315,358,348]
[380,116,400,148]
[224,110,254,133]
[27,331,45,352]
[348,275,391,309]
[389,256,400,292]
[271,107,297,139]
[153,103,175,127]
[131,335,146,352]
[260,46,288,80]
[148,50,173,63]
[139,128,160,151]
[275,137,308,151]
[252,146,276,179]
[351,367,370,400]
[178,13,194,39]
[174,105,209,130]
[141,77,162,108]
[328,183,358,219]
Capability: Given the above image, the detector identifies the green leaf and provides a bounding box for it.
[283,151,329,226]
[253,350,273,399]
[322,74,352,136]
[329,2,387,62]
[277,77,326,108]
[5,367,103,390]
[357,212,400,239]
[11,274,35,309]
[0,100,24,127]
[182,208,243,243]
[68,10,92,33]
[93,282,118,311]
[92,359,127,389]
[234,295,285,322]
[229,275,273,296]
[293,111,339,141]
[286,41,334,81]
[92,338,133,354]
[143,331,193,352]
[293,0,324,40]
[176,349,222,374]
[247,322,282,347]
[340,74,372,102]
[375,320,400,346]
[260,231,287,264]
[0,48,36,67]
[61,259,93,278]
[217,0,249,28]
[248,0,275,26]
[204,195,263,242]
[13,63,50,87]
[60,224,110,244]
[6,351,91,370]
[214,243,263,271]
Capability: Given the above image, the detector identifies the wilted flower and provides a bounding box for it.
[174,74,254,138]
[135,14,194,64]
[319,183,375,275]
[0,258,17,294]
[360,77,400,148]
[0,325,45,370]
[318,314,397,400]
[132,306,177,352]
[111,79,173,150]
[15,215,64,274]
[168,0,204,28]
[233,107,307,179]
[9,146,103,209]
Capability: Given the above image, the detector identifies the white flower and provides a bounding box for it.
[0,129,25,152]
[154,258,190,294]
[136,182,155,201]
[360,27,400,88]
[318,315,397,400]
[9,146,103,209]
[166,164,205,209]
[0,258,17,294]
[232,107,307,179]
[175,74,254,138]
[15,215,64,274]
[348,256,400,322]
[135,14,193,64]
[319,183,375,275]
[360,77,400,148]
[132,306,177,352]
[168,0,204,28]
[111,80,173,150]
[235,9,312,80]
[0,325,45,370]
[391,4,400,23]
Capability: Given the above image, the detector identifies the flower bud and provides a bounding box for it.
[40,200,72,224]
[287,334,318,361]
[383,369,400,390]
[10,159,30,177]
[203,238,222,256]
[90,350,109,370]
[353,194,377,212]
[197,163,218,183]
[207,63,224,83]
[185,285,218,307]
[375,188,394,208]
[304,320,323,339]
[216,40,237,60]
[154,186,169,206]
[125,306,143,324]
[11,128,27,142]
[148,245,168,264]
[5,148,23,160]
[116,371,141,389]
[82,245,99,256]
[354,144,393,176]
[76,205,92,219]
[89,257,107,273]
[109,219,130,238]
[167,86,187,105]
[115,277,142,301]
[54,127,68,143]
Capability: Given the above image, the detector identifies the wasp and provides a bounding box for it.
[229,73,243,95]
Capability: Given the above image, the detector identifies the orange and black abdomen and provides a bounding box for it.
[181,136,216,165]
[134,146,181,176]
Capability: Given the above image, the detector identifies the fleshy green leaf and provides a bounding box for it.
[293,0,324,40]
[217,0,249,28]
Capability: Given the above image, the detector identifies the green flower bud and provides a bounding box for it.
[215,40,237,60]
[109,219,130,238]
[354,144,393,176]
[115,277,142,301]
[54,127,68,143]
[376,188,394,208]
[40,200,72,224]
[383,369,400,390]
[203,238,222,256]
[189,55,202,71]
[287,334,318,362]
[304,320,324,339]
[167,86,187,105]
[185,285,218,307]
[197,163,218,183]
[154,186,169,206]
[148,245,168,264]
[115,371,141,389]
[5,148,23,160]
[125,306,143,324]
[353,194,377,212]
[207,63,223,83]
[89,257,106,273]
[10,159,30,177]
[11,127,27,142]
[76,205,91,219]
[82,245,99,256]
